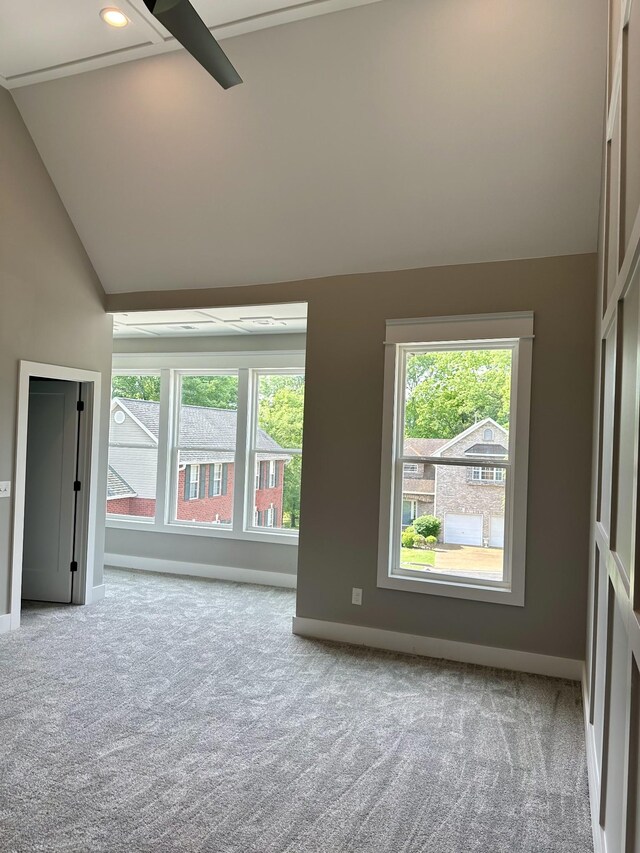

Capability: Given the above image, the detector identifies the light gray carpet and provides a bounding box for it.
[1,569,592,853]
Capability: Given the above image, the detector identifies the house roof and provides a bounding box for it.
[113,398,290,462]
[465,443,508,457]
[404,438,448,457]
[432,417,508,457]
[106,466,137,500]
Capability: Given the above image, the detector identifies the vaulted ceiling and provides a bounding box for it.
[10,0,606,295]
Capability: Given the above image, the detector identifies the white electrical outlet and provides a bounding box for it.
[351,587,362,605]
[0,482,11,498]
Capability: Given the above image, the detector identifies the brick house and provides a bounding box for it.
[403,418,508,548]
[107,398,289,526]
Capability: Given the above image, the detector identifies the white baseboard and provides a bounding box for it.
[292,616,583,680]
[91,584,106,603]
[582,667,605,853]
[0,613,11,635]
[104,553,297,589]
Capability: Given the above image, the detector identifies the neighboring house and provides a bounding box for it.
[107,398,289,526]
[403,418,508,549]
[402,438,447,525]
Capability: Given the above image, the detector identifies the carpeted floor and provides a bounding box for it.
[0,568,592,853]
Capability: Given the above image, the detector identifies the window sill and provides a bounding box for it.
[378,571,524,606]
[105,517,299,546]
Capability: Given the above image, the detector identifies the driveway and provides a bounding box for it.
[430,543,503,578]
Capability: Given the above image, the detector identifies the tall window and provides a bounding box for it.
[250,373,304,532]
[378,313,533,606]
[107,362,305,542]
[107,374,160,520]
[173,373,238,527]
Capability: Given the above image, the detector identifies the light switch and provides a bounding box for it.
[0,482,11,498]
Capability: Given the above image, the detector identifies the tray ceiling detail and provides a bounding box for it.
[0,0,382,88]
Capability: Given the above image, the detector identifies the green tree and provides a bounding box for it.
[257,376,305,529]
[404,349,511,439]
[181,376,238,410]
[111,375,160,401]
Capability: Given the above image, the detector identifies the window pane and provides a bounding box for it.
[252,455,301,530]
[178,375,238,448]
[107,375,160,519]
[174,454,234,526]
[404,348,512,456]
[174,374,238,526]
[254,374,305,531]
[397,464,506,582]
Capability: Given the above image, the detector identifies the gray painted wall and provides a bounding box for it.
[107,253,596,660]
[0,89,113,614]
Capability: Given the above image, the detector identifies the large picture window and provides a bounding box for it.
[107,373,160,521]
[172,373,238,527]
[107,358,305,543]
[378,313,533,605]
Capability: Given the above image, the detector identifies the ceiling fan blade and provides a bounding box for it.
[143,0,243,90]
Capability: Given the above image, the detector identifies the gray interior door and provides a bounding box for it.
[21,379,78,603]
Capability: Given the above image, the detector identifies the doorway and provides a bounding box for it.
[10,362,103,629]
[22,378,81,604]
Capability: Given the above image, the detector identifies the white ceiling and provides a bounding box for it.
[12,0,606,295]
[112,303,308,337]
[0,0,382,88]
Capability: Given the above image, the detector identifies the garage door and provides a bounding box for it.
[444,513,483,546]
[490,515,504,548]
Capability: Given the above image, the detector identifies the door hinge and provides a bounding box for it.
[74,480,81,492]
[77,400,85,412]
[70,561,78,572]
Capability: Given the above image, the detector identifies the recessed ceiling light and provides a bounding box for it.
[100,7,129,27]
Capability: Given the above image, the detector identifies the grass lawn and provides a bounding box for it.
[400,548,436,569]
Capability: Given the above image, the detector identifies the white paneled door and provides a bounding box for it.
[21,380,79,603]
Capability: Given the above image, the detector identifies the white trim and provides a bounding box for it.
[292,617,582,680]
[385,311,534,345]
[105,553,297,589]
[377,315,533,606]
[10,361,102,631]
[583,668,606,853]
[91,584,106,603]
[113,351,306,371]
[0,613,11,635]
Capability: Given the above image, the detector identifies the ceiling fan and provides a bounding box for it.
[142,0,243,89]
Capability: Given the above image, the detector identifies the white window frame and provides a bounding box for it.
[187,464,200,500]
[377,312,533,606]
[107,371,161,524]
[210,462,223,496]
[268,460,277,488]
[470,466,505,483]
[107,351,305,546]
[246,368,304,538]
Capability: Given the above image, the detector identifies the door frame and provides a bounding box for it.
[10,361,102,629]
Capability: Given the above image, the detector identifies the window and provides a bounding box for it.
[209,463,223,496]
[250,373,304,532]
[107,373,160,520]
[173,374,238,526]
[187,465,200,499]
[378,312,533,605]
[106,358,305,543]
[403,463,420,475]
[470,466,505,483]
